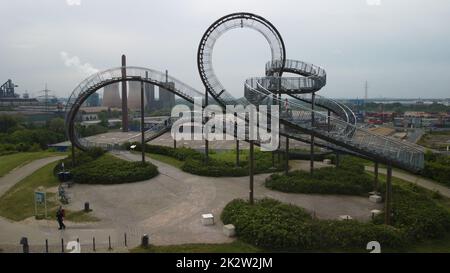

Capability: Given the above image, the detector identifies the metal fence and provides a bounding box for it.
[1,230,148,253]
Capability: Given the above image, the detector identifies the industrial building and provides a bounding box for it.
[0,79,39,106]
[100,80,175,111]
[127,81,144,110]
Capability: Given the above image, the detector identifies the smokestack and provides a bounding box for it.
[121,54,128,132]
[165,70,168,83]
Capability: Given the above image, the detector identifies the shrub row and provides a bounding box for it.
[221,198,405,250]
[422,151,450,187]
[265,157,373,195]
[223,180,450,250]
[54,147,105,174]
[182,157,248,177]
[123,142,283,177]
[70,154,158,184]
[374,183,450,241]
[122,142,203,160]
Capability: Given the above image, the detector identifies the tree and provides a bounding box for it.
[0,114,21,133]
[47,118,65,135]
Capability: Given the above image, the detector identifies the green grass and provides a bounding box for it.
[63,210,100,222]
[131,237,450,253]
[0,151,63,177]
[146,153,184,169]
[130,240,261,253]
[210,150,241,164]
[0,161,60,221]
[0,160,102,222]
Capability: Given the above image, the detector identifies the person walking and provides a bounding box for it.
[56,206,66,230]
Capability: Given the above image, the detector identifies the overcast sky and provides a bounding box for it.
[1,0,450,99]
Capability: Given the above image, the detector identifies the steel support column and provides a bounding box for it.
[285,137,289,174]
[121,54,128,132]
[310,92,315,174]
[385,164,393,225]
[140,81,145,164]
[374,162,379,192]
[249,140,254,205]
[236,140,240,166]
[204,90,209,164]
[71,144,75,167]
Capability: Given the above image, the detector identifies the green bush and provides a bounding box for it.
[421,151,450,187]
[71,154,158,184]
[54,147,105,174]
[373,183,450,241]
[221,198,405,250]
[182,157,248,177]
[124,142,283,177]
[244,153,450,248]
[265,157,373,196]
[123,142,203,161]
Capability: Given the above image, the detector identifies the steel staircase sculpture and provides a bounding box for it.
[65,12,424,173]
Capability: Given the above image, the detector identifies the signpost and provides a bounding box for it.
[34,188,47,219]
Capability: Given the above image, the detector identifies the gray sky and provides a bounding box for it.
[1,0,450,99]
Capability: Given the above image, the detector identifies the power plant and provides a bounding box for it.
[100,57,176,115]
[102,83,121,108]
[127,81,143,110]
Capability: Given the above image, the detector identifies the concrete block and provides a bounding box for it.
[223,224,236,237]
[369,195,383,203]
[338,215,353,221]
[201,213,215,226]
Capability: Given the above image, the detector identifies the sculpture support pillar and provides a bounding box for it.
[310,92,315,174]
[385,164,393,225]
[121,54,128,132]
[140,81,145,164]
[249,140,254,205]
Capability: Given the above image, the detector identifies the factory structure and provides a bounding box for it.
[0,79,39,106]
